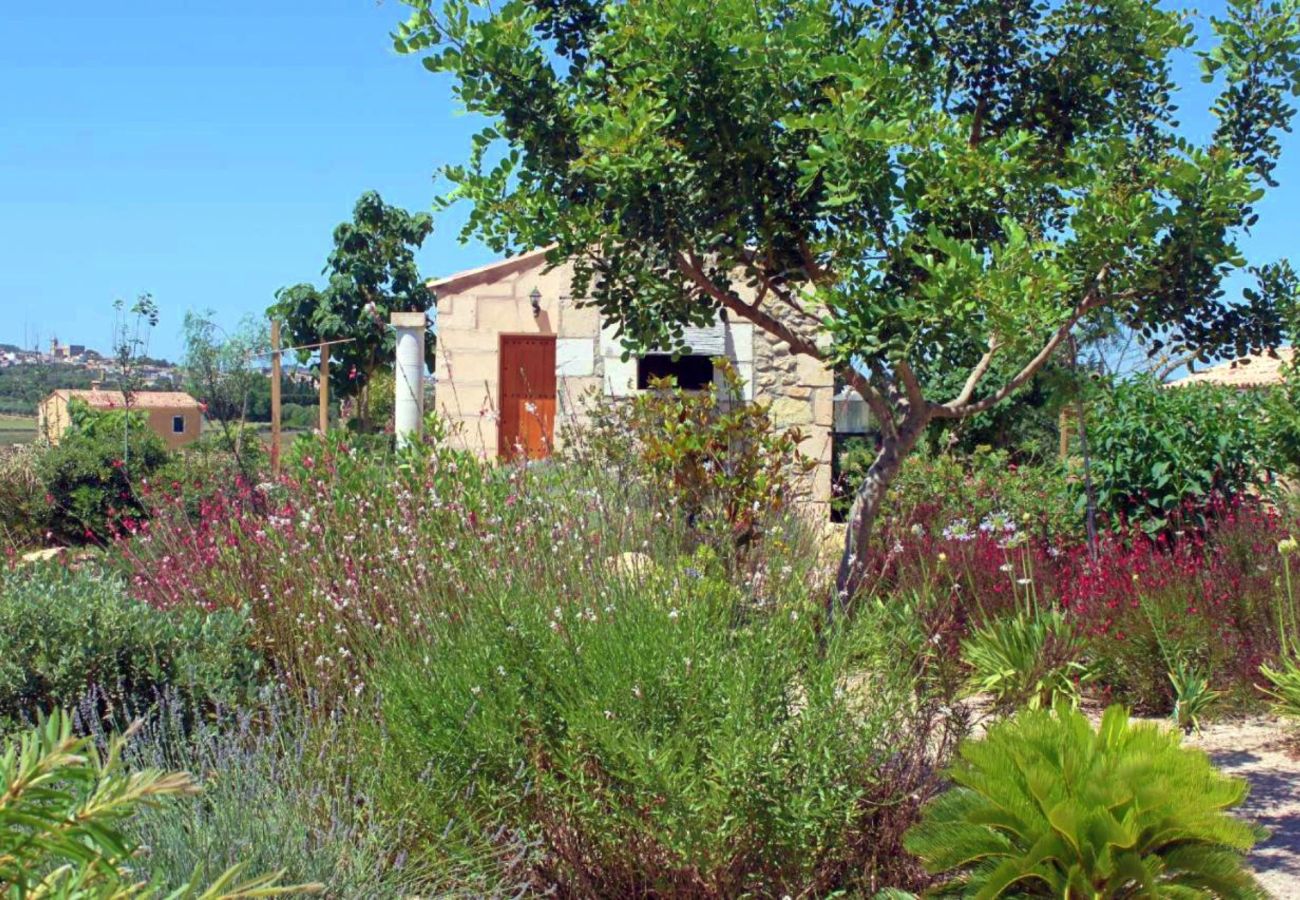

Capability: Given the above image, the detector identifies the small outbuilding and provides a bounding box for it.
[429,249,838,512]
[38,389,204,450]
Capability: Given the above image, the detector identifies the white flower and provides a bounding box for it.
[668,608,680,621]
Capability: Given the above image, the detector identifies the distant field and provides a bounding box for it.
[0,415,36,445]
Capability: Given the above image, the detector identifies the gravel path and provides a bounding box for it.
[1182,716,1300,898]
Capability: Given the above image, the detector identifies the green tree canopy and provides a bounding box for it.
[398,0,1300,604]
[271,191,434,428]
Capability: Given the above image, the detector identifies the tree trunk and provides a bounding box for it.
[832,413,928,617]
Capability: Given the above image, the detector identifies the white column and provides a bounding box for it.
[391,312,426,450]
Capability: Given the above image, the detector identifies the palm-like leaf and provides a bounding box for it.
[0,710,321,899]
[905,701,1265,898]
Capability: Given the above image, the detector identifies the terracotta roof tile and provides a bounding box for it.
[1169,348,1295,388]
[52,390,202,409]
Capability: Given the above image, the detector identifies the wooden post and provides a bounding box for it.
[318,343,330,434]
[270,320,282,477]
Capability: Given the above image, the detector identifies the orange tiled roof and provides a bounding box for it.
[1168,348,1295,388]
[51,389,202,409]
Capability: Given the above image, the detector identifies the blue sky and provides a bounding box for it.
[1,1,1297,362]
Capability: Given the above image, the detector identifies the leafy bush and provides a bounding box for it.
[0,564,262,726]
[0,709,304,898]
[569,359,815,554]
[836,444,1075,536]
[961,606,1091,711]
[0,443,45,552]
[1085,377,1269,534]
[905,701,1265,898]
[39,399,170,542]
[372,562,959,896]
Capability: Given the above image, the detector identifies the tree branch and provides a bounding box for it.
[949,338,999,407]
[675,250,898,438]
[931,289,1107,420]
[677,251,821,357]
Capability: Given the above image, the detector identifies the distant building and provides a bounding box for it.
[1168,348,1295,389]
[38,388,203,450]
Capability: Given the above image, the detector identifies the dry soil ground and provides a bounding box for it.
[1183,716,1300,898]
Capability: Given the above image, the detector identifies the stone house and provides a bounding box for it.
[428,248,838,511]
[38,389,204,451]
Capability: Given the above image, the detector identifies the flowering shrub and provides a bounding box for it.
[120,427,512,694]
[118,421,797,698]
[1060,498,1287,710]
[837,444,1076,538]
[869,481,1295,712]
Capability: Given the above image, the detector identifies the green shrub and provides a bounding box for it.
[0,564,262,725]
[1085,377,1269,533]
[841,444,1076,537]
[905,701,1265,898]
[371,562,957,896]
[39,400,171,542]
[0,443,46,551]
[961,607,1091,712]
[0,709,306,897]
[568,359,815,555]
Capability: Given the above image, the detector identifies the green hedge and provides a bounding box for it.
[0,564,263,726]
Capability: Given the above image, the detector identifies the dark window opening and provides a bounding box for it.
[172,415,185,434]
[637,354,714,390]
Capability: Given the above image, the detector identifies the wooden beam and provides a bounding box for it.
[270,319,282,477]
[318,343,330,434]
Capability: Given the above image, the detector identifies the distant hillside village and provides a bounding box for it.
[0,337,178,378]
[0,338,184,419]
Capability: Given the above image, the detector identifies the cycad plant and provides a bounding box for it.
[905,701,1265,898]
[0,709,314,898]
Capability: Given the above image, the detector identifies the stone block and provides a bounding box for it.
[797,353,832,387]
[560,297,602,336]
[812,386,834,427]
[477,297,538,334]
[768,396,813,428]
[558,375,603,409]
[556,337,596,377]
[436,293,476,330]
[727,323,755,363]
[439,349,499,387]
[604,354,638,397]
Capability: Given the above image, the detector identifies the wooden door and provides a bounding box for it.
[498,334,557,461]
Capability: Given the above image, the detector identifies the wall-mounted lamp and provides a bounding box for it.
[529,287,542,318]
